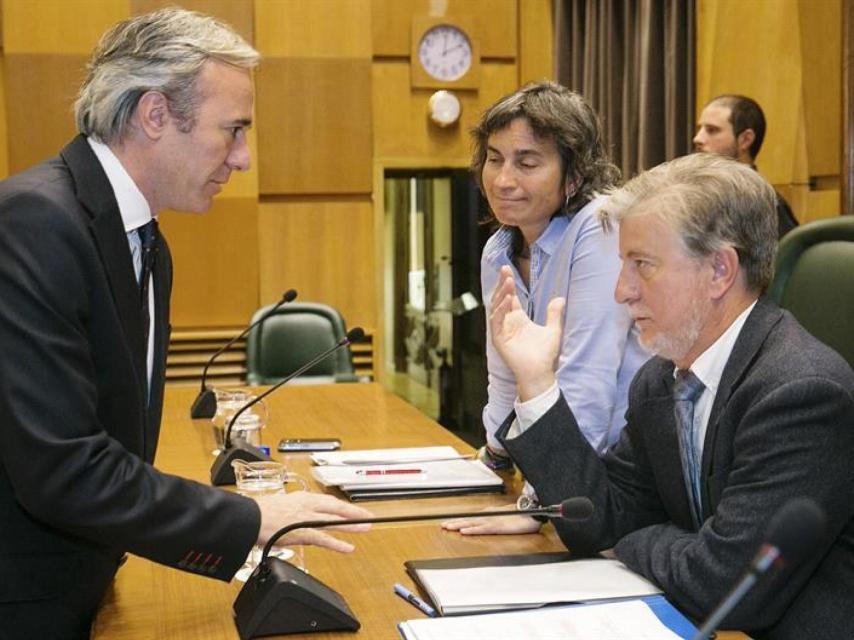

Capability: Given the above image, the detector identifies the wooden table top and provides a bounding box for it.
[91,383,745,639]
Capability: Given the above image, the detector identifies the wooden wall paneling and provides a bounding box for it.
[518,0,554,84]
[255,57,373,194]
[798,0,841,178]
[4,55,86,174]
[778,184,843,224]
[696,0,804,186]
[480,0,517,57]
[845,0,854,216]
[255,0,370,57]
[0,53,8,180]
[372,60,518,161]
[371,0,517,58]
[371,0,420,56]
[257,198,376,331]
[162,197,260,328]
[2,0,128,54]
[130,0,255,43]
[2,0,126,178]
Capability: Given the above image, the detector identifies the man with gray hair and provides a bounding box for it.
[486,153,854,638]
[0,9,370,638]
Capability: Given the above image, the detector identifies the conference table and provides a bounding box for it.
[92,383,746,639]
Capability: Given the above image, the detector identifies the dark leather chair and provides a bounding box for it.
[768,215,854,369]
[245,302,359,385]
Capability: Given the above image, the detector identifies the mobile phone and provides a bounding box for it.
[278,438,341,452]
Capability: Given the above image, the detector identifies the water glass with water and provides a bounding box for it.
[231,460,308,581]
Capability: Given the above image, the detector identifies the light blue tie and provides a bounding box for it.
[673,370,705,527]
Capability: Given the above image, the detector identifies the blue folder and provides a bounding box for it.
[641,594,699,639]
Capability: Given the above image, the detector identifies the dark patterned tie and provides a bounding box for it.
[138,219,159,352]
[673,370,706,527]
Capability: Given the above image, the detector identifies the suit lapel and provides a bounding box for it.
[699,297,784,514]
[60,136,148,402]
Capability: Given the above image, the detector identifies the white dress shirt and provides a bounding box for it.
[87,137,156,390]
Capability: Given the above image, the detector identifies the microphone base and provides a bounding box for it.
[234,558,359,638]
[190,388,217,419]
[210,441,272,486]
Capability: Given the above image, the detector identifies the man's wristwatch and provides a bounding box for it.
[516,492,549,523]
[477,445,515,472]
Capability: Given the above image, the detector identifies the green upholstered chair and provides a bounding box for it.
[245,302,359,385]
[768,215,854,369]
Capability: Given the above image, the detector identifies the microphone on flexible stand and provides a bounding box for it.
[690,497,827,640]
[232,496,595,639]
[210,327,365,486]
[190,289,298,419]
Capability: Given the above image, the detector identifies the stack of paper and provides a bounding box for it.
[398,598,694,640]
[406,555,662,616]
[310,446,505,501]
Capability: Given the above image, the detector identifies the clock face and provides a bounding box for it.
[418,24,472,82]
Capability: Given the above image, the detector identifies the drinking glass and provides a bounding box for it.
[210,388,268,454]
[231,460,308,582]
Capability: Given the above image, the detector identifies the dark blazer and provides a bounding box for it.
[499,298,854,640]
[0,137,259,634]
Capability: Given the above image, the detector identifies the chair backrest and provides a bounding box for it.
[768,215,854,369]
[245,302,357,385]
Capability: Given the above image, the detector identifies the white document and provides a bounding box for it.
[311,458,503,491]
[398,600,684,640]
[311,446,463,466]
[416,558,661,615]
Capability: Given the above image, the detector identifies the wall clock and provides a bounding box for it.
[418,24,472,82]
[411,16,480,90]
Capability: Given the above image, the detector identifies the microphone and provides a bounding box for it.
[233,497,594,639]
[691,497,827,640]
[190,289,298,419]
[210,327,365,486]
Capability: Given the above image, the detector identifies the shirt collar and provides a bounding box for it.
[676,300,758,393]
[87,137,153,233]
[486,214,571,263]
[533,215,570,256]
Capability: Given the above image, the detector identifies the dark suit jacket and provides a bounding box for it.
[775,191,798,239]
[0,137,259,625]
[499,298,854,639]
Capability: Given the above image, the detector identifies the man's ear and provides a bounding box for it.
[709,245,740,299]
[736,127,756,159]
[134,90,170,140]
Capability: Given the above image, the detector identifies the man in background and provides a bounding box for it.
[0,9,370,638]
[694,94,799,238]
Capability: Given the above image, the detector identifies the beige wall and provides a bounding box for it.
[0,0,552,380]
[697,0,842,223]
[1,0,843,359]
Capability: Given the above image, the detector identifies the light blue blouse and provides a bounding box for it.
[480,194,648,456]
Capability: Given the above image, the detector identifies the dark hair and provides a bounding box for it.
[710,95,766,160]
[471,81,619,224]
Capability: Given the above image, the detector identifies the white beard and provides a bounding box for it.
[638,292,710,364]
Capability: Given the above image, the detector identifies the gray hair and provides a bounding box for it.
[75,7,259,144]
[599,153,778,292]
[471,81,620,217]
